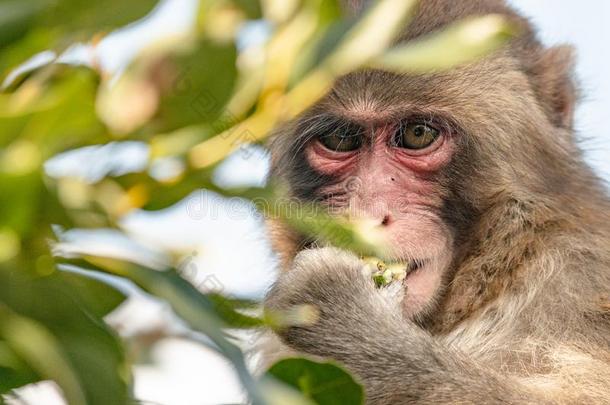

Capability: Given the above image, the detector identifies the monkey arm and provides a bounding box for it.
[264,248,550,404]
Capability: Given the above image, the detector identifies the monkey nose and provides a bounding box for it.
[380,214,391,227]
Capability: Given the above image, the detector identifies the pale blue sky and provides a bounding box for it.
[510,0,610,180]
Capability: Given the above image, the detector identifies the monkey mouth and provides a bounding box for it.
[384,258,427,276]
[405,259,426,276]
[365,256,428,280]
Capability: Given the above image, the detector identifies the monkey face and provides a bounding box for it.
[301,115,456,317]
[270,69,481,318]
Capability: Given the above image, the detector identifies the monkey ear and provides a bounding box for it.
[529,45,578,129]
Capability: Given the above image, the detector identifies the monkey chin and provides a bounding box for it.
[395,244,453,320]
[402,259,445,319]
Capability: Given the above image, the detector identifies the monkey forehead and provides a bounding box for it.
[397,0,535,46]
[315,0,543,125]
[316,58,541,128]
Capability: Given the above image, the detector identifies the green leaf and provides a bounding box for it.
[0,0,158,44]
[53,269,127,319]
[258,376,317,405]
[207,293,265,329]
[46,0,158,36]
[0,68,102,239]
[97,39,238,135]
[325,0,418,74]
[0,65,106,157]
[0,0,50,50]
[369,15,516,73]
[0,173,42,237]
[155,40,238,132]
[0,0,158,74]
[221,186,386,256]
[230,0,263,20]
[288,17,353,87]
[0,270,131,404]
[0,304,87,404]
[267,358,364,405]
[0,341,38,392]
[68,256,268,404]
[113,170,212,211]
[0,28,58,86]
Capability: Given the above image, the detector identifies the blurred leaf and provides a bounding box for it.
[326,0,418,74]
[0,0,158,80]
[0,39,57,92]
[0,0,51,50]
[207,293,265,329]
[231,0,263,20]
[267,358,364,405]
[46,0,158,36]
[220,186,386,256]
[113,170,211,211]
[0,65,106,157]
[0,270,130,404]
[207,293,258,310]
[261,0,300,24]
[369,15,516,73]
[0,0,158,45]
[0,173,41,237]
[69,256,268,404]
[258,376,317,405]
[0,341,38,392]
[0,228,20,263]
[288,17,353,87]
[187,0,344,168]
[0,61,106,234]
[73,257,264,332]
[53,270,126,319]
[278,0,418,119]
[0,304,87,404]
[189,104,279,168]
[264,304,320,330]
[197,0,263,29]
[98,39,238,135]
[268,201,384,256]
[259,1,320,97]
[156,40,238,132]
[150,125,213,160]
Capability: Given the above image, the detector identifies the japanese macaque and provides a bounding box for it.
[261,0,610,403]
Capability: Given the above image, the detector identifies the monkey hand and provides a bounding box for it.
[264,247,409,359]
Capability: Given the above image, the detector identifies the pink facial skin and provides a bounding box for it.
[305,121,456,317]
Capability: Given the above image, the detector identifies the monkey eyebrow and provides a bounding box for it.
[294,113,364,144]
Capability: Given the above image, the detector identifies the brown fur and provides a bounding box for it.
[261,1,610,403]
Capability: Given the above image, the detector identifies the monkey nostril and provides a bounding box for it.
[381,215,391,226]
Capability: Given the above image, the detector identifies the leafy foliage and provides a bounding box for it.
[267,358,364,405]
[0,0,514,403]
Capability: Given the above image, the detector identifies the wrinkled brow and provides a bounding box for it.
[289,113,356,153]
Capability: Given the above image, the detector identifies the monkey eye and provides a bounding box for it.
[392,122,440,150]
[318,124,364,152]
